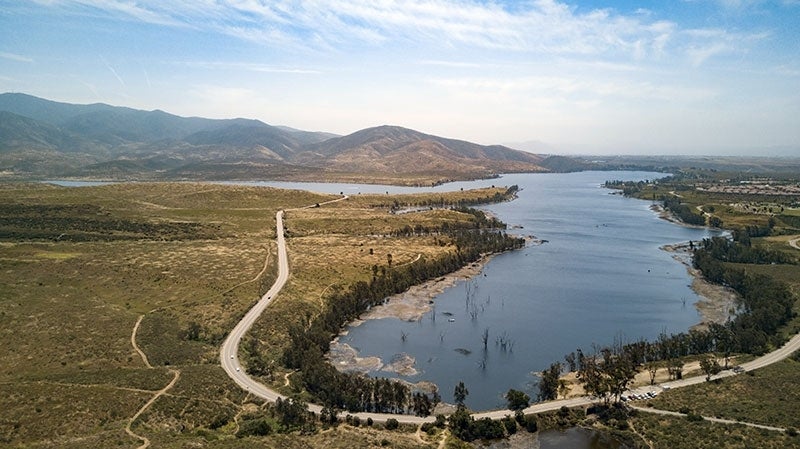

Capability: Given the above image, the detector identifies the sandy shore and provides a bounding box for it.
[650,203,739,330]
[358,254,494,322]
[661,243,739,332]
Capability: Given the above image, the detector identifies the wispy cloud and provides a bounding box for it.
[35,0,759,65]
[177,60,322,75]
[430,75,718,103]
[418,60,490,69]
[682,28,769,66]
[100,56,126,88]
[0,51,34,63]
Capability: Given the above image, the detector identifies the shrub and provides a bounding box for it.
[385,418,399,430]
[434,414,447,428]
[473,417,505,440]
[524,415,538,433]
[235,419,272,438]
[501,415,517,435]
[686,413,704,422]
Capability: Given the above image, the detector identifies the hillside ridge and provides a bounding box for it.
[0,93,548,183]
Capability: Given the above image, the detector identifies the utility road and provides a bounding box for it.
[221,197,800,425]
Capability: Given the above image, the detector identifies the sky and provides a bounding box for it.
[1,0,799,155]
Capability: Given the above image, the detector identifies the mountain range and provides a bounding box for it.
[0,93,558,184]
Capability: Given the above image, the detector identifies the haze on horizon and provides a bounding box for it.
[1,0,798,156]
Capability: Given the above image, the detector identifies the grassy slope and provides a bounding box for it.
[631,412,800,449]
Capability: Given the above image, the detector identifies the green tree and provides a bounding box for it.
[699,355,721,381]
[454,381,469,407]
[505,389,530,411]
[538,362,562,401]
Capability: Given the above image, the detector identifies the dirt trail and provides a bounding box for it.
[628,419,654,449]
[127,313,182,448]
[124,369,180,449]
[631,406,786,433]
[131,315,152,369]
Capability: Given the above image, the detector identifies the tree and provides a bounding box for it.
[575,346,636,404]
[710,322,736,369]
[564,352,577,372]
[473,417,505,440]
[505,389,530,411]
[558,379,570,399]
[454,381,469,407]
[538,362,562,401]
[700,355,721,381]
[667,358,684,380]
[448,407,474,441]
[645,361,659,386]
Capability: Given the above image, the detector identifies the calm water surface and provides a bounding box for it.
[336,171,723,411]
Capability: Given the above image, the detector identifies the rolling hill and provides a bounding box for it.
[0,93,548,184]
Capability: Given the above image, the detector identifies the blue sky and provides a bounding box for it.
[1,0,799,155]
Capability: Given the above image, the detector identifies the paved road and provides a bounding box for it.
[220,197,800,425]
[220,209,292,403]
[220,198,347,417]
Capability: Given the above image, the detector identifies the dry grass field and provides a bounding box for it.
[0,181,509,448]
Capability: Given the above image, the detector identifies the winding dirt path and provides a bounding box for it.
[125,369,181,449]
[127,313,183,448]
[131,315,152,369]
[789,236,800,250]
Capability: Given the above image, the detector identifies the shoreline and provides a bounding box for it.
[328,252,497,373]
[650,203,738,331]
[662,242,739,332]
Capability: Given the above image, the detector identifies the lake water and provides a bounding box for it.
[333,171,724,411]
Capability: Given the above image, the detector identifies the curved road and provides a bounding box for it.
[220,198,800,424]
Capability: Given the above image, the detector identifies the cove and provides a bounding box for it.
[333,171,724,411]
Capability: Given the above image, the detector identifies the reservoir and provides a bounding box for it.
[330,171,724,411]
